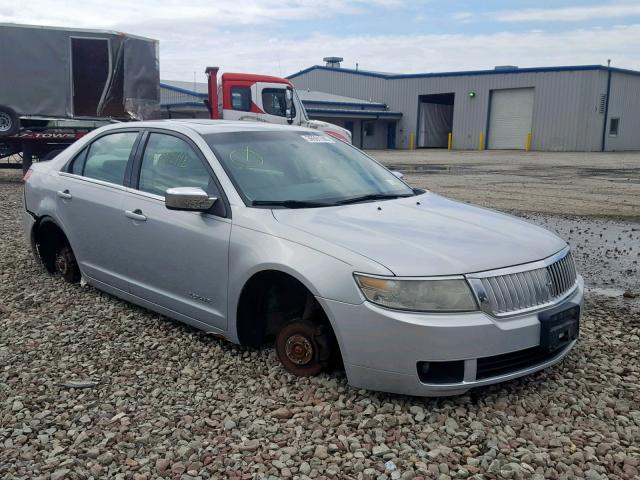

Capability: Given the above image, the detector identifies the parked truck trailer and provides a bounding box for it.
[0,23,160,173]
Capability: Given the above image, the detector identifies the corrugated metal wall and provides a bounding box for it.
[289,68,632,151]
[605,71,640,151]
[160,87,203,105]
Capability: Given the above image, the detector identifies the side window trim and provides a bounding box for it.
[123,131,145,188]
[131,128,231,218]
[126,130,149,188]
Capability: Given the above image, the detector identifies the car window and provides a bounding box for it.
[81,132,138,185]
[138,133,218,197]
[68,147,87,175]
[262,88,294,118]
[231,86,251,112]
[204,131,413,205]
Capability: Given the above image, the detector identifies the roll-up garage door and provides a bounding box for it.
[488,88,534,149]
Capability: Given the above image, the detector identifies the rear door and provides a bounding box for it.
[56,130,141,291]
[120,130,231,330]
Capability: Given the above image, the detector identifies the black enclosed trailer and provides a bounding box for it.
[0,23,160,173]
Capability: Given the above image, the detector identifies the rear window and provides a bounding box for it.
[231,86,251,112]
[78,132,138,185]
[68,148,87,175]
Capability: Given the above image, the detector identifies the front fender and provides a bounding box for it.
[226,224,368,343]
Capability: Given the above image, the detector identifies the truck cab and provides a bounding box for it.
[206,68,352,143]
[220,73,303,125]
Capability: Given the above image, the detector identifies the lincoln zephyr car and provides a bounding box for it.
[22,120,583,396]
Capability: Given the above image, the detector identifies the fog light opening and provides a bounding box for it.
[417,360,464,384]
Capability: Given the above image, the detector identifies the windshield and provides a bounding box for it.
[204,131,414,207]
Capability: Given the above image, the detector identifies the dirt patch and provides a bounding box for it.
[371,149,640,220]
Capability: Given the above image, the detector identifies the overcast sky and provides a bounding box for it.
[1,0,639,82]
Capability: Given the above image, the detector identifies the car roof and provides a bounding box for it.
[108,119,312,135]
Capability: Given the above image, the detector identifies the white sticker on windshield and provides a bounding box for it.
[300,134,335,143]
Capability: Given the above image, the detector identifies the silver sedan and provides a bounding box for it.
[22,120,583,396]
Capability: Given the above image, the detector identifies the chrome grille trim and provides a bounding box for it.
[467,247,578,317]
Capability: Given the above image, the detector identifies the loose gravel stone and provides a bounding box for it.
[1,168,639,479]
[271,407,293,419]
[314,445,329,460]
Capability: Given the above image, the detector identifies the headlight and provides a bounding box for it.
[354,274,478,312]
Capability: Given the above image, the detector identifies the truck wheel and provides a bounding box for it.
[55,244,80,283]
[275,320,334,377]
[0,106,19,137]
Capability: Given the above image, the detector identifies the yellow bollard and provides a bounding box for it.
[409,132,415,150]
[479,132,484,150]
[447,132,452,150]
[525,132,532,151]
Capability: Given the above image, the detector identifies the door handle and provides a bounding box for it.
[125,209,147,222]
[56,189,72,200]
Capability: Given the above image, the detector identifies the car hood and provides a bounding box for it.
[272,193,567,276]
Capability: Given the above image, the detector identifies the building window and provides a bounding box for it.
[231,86,251,112]
[364,122,375,137]
[609,118,620,137]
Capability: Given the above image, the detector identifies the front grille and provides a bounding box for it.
[478,251,577,316]
[476,346,560,380]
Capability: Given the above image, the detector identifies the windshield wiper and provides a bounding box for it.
[251,200,333,209]
[336,193,414,205]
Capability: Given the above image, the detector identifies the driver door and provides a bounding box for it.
[120,130,231,330]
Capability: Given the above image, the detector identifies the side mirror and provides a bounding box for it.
[285,88,294,125]
[165,187,217,211]
[391,170,404,180]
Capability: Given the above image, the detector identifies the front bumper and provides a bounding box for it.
[318,275,583,397]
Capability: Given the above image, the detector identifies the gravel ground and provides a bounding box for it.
[517,213,639,299]
[1,169,640,480]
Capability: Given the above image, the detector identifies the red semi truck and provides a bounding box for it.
[204,67,352,143]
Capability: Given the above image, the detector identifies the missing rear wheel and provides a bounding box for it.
[55,245,80,283]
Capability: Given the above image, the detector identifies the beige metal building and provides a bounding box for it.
[287,63,640,151]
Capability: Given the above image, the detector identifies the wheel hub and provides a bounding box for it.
[0,112,11,132]
[55,254,68,274]
[285,334,314,365]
